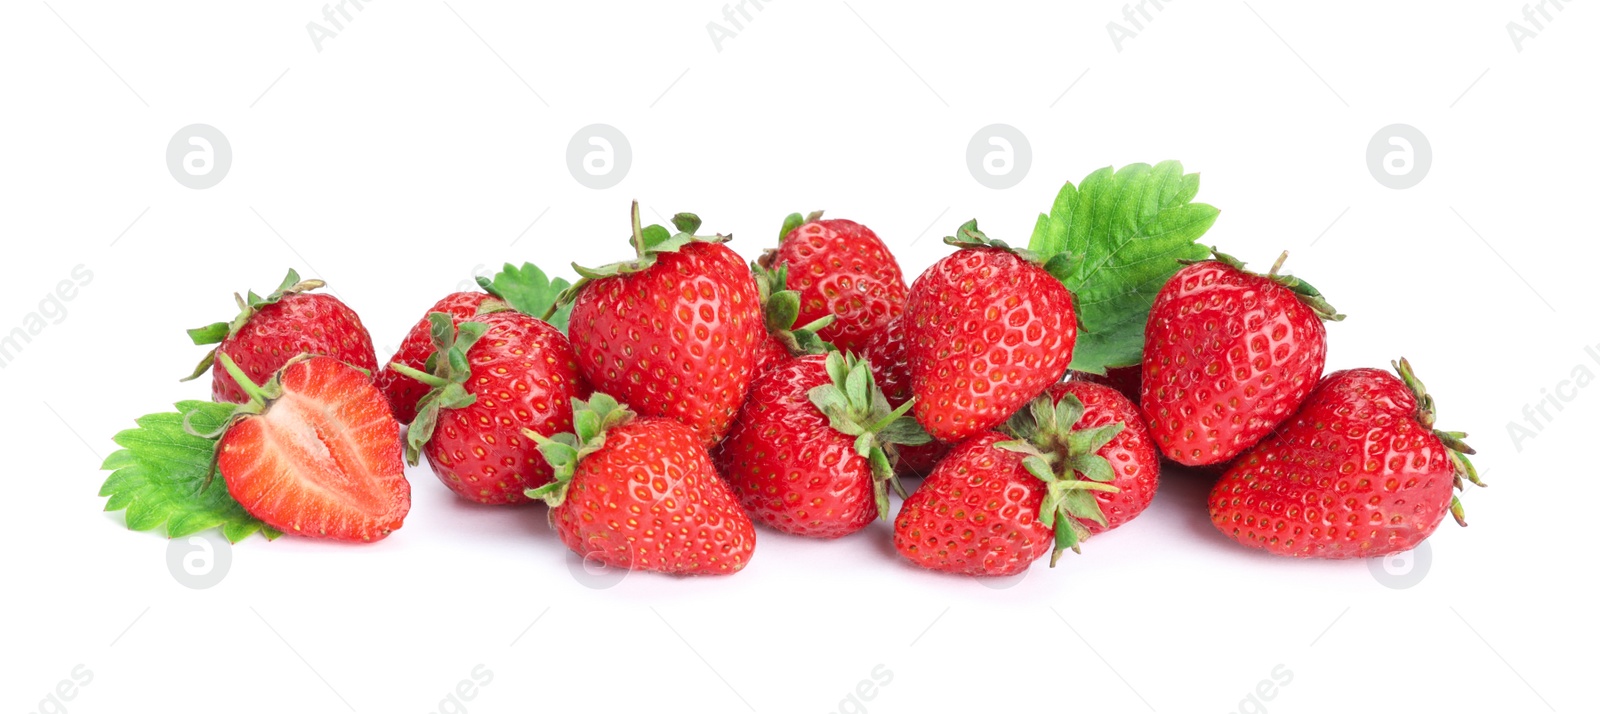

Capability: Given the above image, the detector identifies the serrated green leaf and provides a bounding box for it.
[99,401,277,543]
[479,263,575,332]
[1029,161,1219,374]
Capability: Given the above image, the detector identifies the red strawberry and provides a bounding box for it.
[857,314,948,475]
[892,433,1052,575]
[716,352,929,538]
[1141,250,1342,466]
[1208,359,1481,559]
[894,381,1155,574]
[375,291,490,423]
[862,313,912,405]
[892,440,950,478]
[184,270,378,404]
[1069,365,1142,407]
[749,262,836,376]
[759,212,908,354]
[564,204,763,447]
[904,221,1078,443]
[1032,381,1160,535]
[212,353,410,542]
[392,311,588,504]
[527,394,756,575]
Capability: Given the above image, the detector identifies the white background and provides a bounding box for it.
[2,2,1593,712]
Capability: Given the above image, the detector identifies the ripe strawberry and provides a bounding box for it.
[212,353,410,542]
[749,262,835,376]
[891,434,1050,575]
[527,394,756,575]
[391,311,588,504]
[758,211,908,354]
[904,221,1078,443]
[1070,365,1142,407]
[183,270,377,404]
[892,440,950,478]
[1209,359,1481,559]
[857,314,948,475]
[1141,249,1343,466]
[716,352,929,538]
[379,264,577,423]
[1029,381,1160,535]
[563,204,763,447]
[375,291,490,423]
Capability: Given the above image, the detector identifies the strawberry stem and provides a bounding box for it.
[388,362,451,389]
[1267,251,1289,278]
[216,352,268,406]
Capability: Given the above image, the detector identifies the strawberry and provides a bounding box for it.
[891,434,1052,576]
[716,352,929,538]
[375,265,574,424]
[375,291,490,423]
[211,353,410,542]
[1209,359,1481,559]
[857,314,948,475]
[892,440,950,478]
[1028,381,1160,535]
[391,311,588,504]
[1141,249,1343,466]
[183,270,377,404]
[904,221,1078,443]
[527,394,756,575]
[1069,365,1142,407]
[893,383,1148,574]
[758,211,908,354]
[749,262,835,376]
[562,204,764,447]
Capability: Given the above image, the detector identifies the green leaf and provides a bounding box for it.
[1028,161,1219,374]
[478,263,575,332]
[186,322,230,346]
[99,401,278,543]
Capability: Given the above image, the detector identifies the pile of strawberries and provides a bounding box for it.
[101,196,1481,577]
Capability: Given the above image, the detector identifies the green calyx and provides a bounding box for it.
[806,351,932,521]
[945,219,1075,283]
[184,351,306,488]
[1189,247,1345,322]
[753,261,836,358]
[393,313,491,465]
[1392,357,1482,527]
[181,269,325,382]
[777,210,826,243]
[549,201,729,320]
[998,392,1126,566]
[523,393,635,507]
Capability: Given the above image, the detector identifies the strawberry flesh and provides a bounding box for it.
[218,356,410,542]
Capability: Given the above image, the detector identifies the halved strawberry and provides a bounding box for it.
[213,353,410,542]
